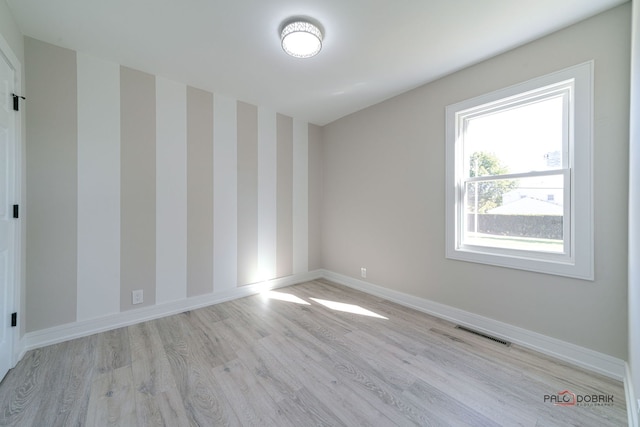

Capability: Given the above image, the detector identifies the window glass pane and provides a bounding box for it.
[463,175,564,253]
[464,95,564,178]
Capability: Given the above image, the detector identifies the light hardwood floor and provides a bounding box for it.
[0,279,627,426]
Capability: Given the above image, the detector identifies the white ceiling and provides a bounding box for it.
[6,0,628,125]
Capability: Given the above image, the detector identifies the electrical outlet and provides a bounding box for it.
[361,267,367,278]
[132,289,144,305]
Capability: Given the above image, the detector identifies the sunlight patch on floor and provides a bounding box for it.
[309,298,388,319]
[262,291,311,305]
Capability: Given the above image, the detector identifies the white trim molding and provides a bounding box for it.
[19,270,322,358]
[445,62,594,280]
[626,363,639,427]
[0,31,23,372]
[321,269,625,381]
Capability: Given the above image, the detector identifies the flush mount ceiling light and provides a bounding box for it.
[281,20,323,58]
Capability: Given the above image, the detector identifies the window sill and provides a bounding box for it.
[446,245,594,281]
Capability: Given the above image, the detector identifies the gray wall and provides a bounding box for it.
[186,87,214,297]
[119,67,157,311]
[308,124,323,271]
[321,4,630,358]
[25,39,78,331]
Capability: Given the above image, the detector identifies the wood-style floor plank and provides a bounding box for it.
[261,333,398,426]
[95,328,131,374]
[0,280,628,426]
[156,313,240,426]
[31,336,98,427]
[86,366,136,426]
[0,346,59,426]
[128,321,190,426]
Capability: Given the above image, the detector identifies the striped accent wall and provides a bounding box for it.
[25,39,78,332]
[120,66,157,311]
[308,124,322,271]
[155,77,187,304]
[293,119,309,275]
[257,107,278,282]
[186,87,214,297]
[213,94,238,293]
[76,53,120,321]
[276,114,294,278]
[237,102,258,286]
[24,38,315,333]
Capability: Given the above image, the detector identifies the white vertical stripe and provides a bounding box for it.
[292,120,309,274]
[155,78,187,303]
[76,53,120,321]
[213,94,238,292]
[257,107,277,281]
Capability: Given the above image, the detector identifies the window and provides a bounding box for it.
[445,62,593,280]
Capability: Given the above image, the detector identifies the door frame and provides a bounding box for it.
[0,31,23,370]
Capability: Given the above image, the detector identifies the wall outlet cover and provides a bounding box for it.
[132,289,144,305]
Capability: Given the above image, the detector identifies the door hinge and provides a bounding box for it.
[12,204,18,219]
[12,94,25,112]
[11,312,17,327]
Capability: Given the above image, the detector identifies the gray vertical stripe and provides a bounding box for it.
[24,38,78,332]
[237,101,258,286]
[120,66,156,310]
[308,124,323,271]
[276,114,293,278]
[187,86,214,296]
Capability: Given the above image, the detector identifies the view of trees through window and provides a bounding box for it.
[466,151,518,214]
[461,94,567,254]
[464,150,564,253]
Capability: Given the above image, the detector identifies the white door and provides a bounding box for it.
[0,45,17,382]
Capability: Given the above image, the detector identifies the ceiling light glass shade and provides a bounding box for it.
[281,21,323,58]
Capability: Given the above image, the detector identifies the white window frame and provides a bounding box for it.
[445,62,594,280]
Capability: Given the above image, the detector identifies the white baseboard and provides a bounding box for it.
[17,270,323,360]
[626,363,639,427]
[321,269,626,382]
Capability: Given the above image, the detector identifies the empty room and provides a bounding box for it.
[0,0,639,425]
